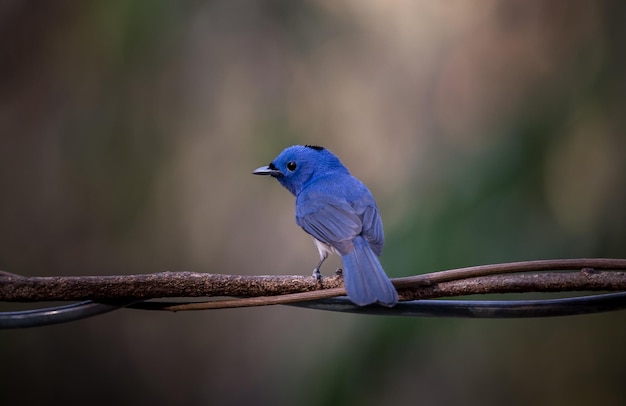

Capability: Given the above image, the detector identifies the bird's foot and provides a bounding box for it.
[334,268,343,276]
[312,268,322,282]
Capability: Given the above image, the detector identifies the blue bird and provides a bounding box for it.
[253,145,398,306]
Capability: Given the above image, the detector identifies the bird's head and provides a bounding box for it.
[253,145,348,196]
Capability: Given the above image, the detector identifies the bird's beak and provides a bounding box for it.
[252,165,282,176]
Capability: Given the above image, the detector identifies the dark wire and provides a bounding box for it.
[288,292,626,317]
[0,301,135,329]
[2,292,626,329]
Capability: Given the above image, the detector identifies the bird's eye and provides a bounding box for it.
[287,161,297,171]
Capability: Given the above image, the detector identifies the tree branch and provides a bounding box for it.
[1,258,625,305]
[1,259,626,328]
[0,272,344,302]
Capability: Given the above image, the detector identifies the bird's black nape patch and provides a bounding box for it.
[305,145,324,151]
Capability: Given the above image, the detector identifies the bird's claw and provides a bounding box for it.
[312,268,322,281]
[334,268,343,276]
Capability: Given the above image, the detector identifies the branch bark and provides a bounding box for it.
[0,272,343,302]
[1,258,625,305]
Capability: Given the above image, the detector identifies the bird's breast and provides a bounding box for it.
[312,238,338,258]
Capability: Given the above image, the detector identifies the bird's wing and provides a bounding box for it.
[296,175,385,256]
[296,196,362,255]
[360,204,384,256]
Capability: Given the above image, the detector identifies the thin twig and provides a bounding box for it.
[392,258,626,286]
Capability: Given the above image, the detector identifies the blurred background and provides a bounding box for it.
[1,1,625,405]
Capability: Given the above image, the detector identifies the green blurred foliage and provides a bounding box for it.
[1,1,625,405]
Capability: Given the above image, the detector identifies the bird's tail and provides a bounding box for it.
[341,237,398,307]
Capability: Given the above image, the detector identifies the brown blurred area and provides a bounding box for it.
[1,1,625,405]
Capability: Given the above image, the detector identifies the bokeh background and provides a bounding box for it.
[1,1,625,405]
